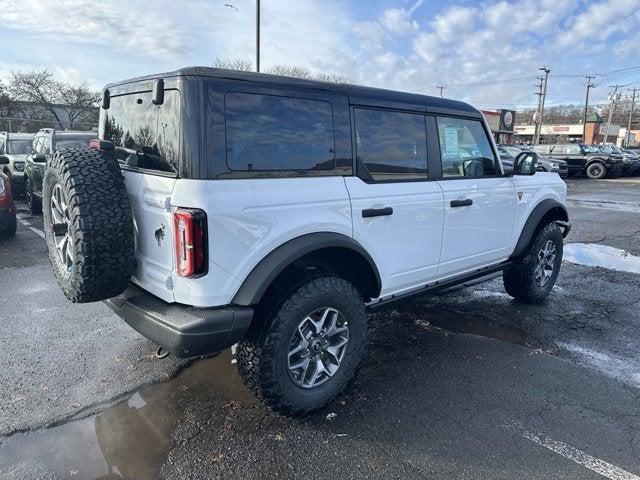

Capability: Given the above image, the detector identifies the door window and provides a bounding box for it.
[436,117,498,178]
[225,92,335,172]
[354,108,427,181]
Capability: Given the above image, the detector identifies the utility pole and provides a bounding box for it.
[582,74,596,143]
[604,85,621,144]
[532,76,544,145]
[436,86,446,98]
[536,65,551,145]
[625,87,638,147]
[256,0,261,72]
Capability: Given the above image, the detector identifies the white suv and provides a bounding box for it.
[41,68,569,415]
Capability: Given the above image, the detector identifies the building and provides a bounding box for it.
[481,109,516,144]
[513,112,638,146]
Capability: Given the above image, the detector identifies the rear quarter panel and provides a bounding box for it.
[170,177,352,307]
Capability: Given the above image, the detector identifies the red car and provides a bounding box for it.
[0,157,17,237]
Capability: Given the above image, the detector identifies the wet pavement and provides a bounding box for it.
[1,177,640,479]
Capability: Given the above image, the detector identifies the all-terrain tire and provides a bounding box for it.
[237,276,367,416]
[503,222,563,304]
[25,177,41,214]
[586,162,606,179]
[42,148,135,303]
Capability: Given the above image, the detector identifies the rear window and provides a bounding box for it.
[224,92,335,172]
[100,90,180,174]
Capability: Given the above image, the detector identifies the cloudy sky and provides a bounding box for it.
[0,0,639,109]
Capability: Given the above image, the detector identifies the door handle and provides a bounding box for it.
[362,207,393,218]
[450,199,473,208]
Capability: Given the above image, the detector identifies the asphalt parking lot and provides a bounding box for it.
[1,177,639,480]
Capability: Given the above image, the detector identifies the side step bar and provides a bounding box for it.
[366,261,511,313]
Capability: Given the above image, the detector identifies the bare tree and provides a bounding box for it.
[212,57,255,72]
[212,57,350,83]
[8,69,99,129]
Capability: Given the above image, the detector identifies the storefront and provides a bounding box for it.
[481,109,516,144]
[513,122,628,145]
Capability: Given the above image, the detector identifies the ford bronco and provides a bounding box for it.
[42,68,570,415]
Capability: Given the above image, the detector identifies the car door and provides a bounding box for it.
[25,134,41,193]
[345,106,444,298]
[435,115,515,277]
[32,135,51,197]
[560,144,583,174]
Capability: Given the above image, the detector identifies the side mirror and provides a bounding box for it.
[0,155,9,165]
[514,151,538,175]
[33,154,47,163]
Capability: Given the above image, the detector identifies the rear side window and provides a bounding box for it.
[354,108,427,181]
[225,92,335,172]
[436,117,497,178]
[101,90,180,174]
[564,144,581,154]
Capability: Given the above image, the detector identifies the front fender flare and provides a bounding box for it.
[511,199,569,258]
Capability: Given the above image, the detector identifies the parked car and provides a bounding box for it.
[598,144,640,176]
[532,143,624,179]
[0,132,34,197]
[498,145,568,178]
[24,129,97,214]
[41,67,570,416]
[0,157,17,237]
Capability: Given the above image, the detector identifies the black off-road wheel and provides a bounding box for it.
[25,177,41,214]
[586,162,606,179]
[503,222,563,303]
[42,148,135,303]
[237,276,367,416]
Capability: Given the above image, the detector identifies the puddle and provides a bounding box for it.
[0,349,255,480]
[415,307,526,345]
[563,243,640,274]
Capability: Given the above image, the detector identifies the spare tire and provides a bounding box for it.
[43,147,135,303]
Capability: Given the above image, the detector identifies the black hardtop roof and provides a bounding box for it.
[105,66,481,115]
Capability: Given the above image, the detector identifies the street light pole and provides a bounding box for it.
[256,0,260,73]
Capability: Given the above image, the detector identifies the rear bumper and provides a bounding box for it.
[104,285,253,358]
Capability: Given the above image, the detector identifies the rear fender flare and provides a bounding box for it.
[232,232,382,306]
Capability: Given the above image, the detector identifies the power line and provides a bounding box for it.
[435,85,446,97]
[411,65,640,93]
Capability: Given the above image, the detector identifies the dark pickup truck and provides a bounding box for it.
[532,143,623,179]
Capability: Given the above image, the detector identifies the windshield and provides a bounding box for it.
[54,136,96,151]
[7,140,32,155]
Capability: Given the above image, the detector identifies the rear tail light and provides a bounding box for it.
[173,208,208,278]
